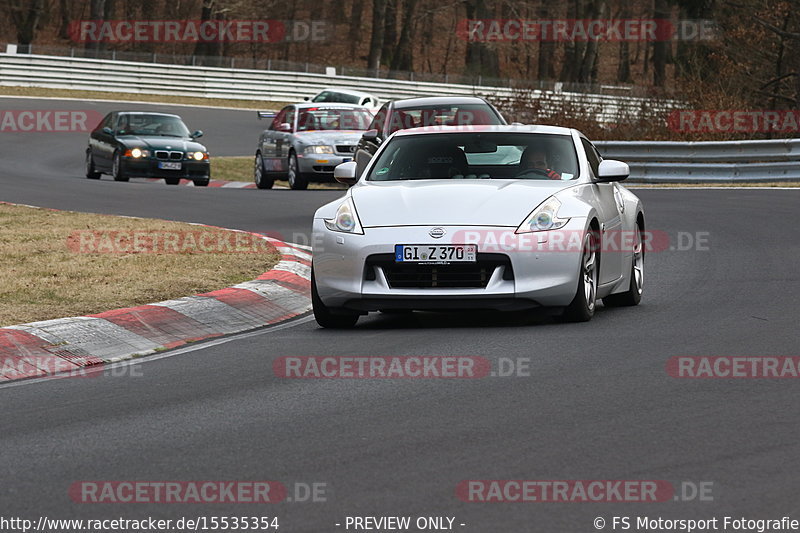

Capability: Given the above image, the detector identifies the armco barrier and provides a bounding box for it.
[0,52,671,122]
[595,139,800,182]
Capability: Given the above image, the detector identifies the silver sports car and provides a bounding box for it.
[311,125,645,328]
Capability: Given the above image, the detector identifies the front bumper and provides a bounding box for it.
[121,158,211,180]
[297,153,354,175]
[312,219,587,311]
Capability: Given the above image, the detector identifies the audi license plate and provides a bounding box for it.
[158,162,182,170]
[395,244,477,263]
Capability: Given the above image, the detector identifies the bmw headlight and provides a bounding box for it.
[125,148,150,158]
[515,197,570,233]
[304,145,334,154]
[324,197,364,234]
[187,151,208,161]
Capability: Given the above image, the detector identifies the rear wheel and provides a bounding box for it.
[287,152,308,190]
[165,177,180,185]
[111,151,128,182]
[312,268,359,328]
[603,224,644,307]
[85,150,101,179]
[562,230,598,322]
[254,152,274,189]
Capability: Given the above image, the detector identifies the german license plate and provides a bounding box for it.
[158,162,182,170]
[395,244,477,263]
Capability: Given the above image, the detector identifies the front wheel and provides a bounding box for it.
[111,151,128,182]
[287,152,308,190]
[603,224,644,307]
[254,152,274,189]
[312,268,359,328]
[562,230,598,322]
[85,150,101,179]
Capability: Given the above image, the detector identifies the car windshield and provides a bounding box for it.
[311,91,361,105]
[366,132,579,181]
[387,104,503,134]
[116,114,191,137]
[296,108,372,131]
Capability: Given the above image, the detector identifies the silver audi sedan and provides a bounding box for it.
[254,103,373,190]
[311,125,645,328]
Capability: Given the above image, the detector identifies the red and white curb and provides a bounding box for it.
[0,233,311,382]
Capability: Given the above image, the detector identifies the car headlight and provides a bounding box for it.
[125,148,150,158]
[515,197,570,233]
[304,145,334,154]
[187,151,208,161]
[324,197,364,234]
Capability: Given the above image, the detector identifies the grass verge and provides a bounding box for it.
[214,156,347,189]
[0,203,280,327]
[0,85,289,110]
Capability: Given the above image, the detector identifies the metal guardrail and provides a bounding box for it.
[0,52,669,123]
[596,139,800,182]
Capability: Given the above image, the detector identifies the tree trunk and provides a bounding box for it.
[464,0,499,79]
[652,0,669,87]
[381,0,398,67]
[578,0,605,83]
[389,0,418,75]
[616,3,631,83]
[537,3,555,81]
[367,0,386,72]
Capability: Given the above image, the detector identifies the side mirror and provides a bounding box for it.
[277,123,292,132]
[102,127,113,135]
[334,161,358,185]
[596,159,629,182]
[362,129,379,142]
[190,130,203,139]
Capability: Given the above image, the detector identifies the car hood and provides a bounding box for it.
[292,131,364,145]
[352,179,575,227]
[119,136,207,152]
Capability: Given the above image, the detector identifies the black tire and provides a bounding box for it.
[193,179,210,187]
[603,224,644,307]
[311,268,359,328]
[287,151,308,190]
[165,177,181,185]
[85,150,101,179]
[254,152,274,189]
[562,230,599,323]
[111,151,128,182]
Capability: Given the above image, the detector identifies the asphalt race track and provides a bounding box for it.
[2,97,800,531]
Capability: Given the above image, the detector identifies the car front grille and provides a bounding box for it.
[364,253,514,289]
[336,145,356,154]
[155,150,184,160]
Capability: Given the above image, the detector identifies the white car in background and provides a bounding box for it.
[306,88,380,110]
[311,125,645,328]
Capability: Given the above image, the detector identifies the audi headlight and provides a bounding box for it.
[515,197,570,233]
[324,197,364,234]
[304,145,334,154]
[187,151,208,161]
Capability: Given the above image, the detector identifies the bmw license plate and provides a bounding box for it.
[395,245,477,263]
[158,162,182,170]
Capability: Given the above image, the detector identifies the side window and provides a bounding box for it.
[270,108,287,130]
[368,103,389,133]
[581,138,601,177]
[95,113,112,132]
[285,108,296,131]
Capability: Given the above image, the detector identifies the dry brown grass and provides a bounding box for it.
[0,86,288,110]
[0,203,280,327]
[214,156,347,189]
